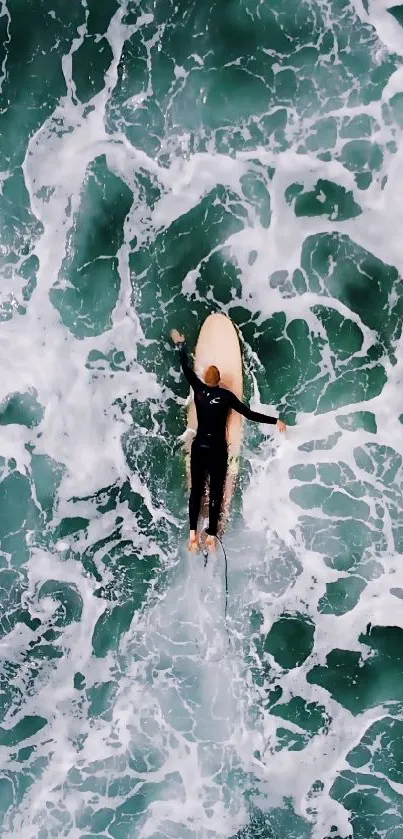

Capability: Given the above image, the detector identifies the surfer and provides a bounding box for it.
[171,329,286,553]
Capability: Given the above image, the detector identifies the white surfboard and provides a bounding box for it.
[185,312,244,536]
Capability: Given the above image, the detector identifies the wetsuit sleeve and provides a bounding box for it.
[228,391,277,424]
[177,341,202,391]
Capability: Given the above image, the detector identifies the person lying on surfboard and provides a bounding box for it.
[171,329,286,553]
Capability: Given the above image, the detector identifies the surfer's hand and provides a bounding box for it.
[170,329,185,344]
[276,419,286,433]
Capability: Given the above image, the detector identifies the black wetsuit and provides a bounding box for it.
[178,341,277,536]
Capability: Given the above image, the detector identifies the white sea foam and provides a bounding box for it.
[1,1,403,838]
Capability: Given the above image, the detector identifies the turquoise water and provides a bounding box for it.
[1,0,403,836]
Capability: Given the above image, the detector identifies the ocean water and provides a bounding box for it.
[1,0,403,837]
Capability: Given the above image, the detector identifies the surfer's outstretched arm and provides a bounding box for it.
[170,329,202,391]
[178,343,202,390]
[228,392,281,426]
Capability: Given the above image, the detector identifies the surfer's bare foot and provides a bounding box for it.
[205,534,216,552]
[189,531,199,553]
[276,419,286,433]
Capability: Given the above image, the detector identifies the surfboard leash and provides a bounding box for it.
[202,535,231,661]
[217,536,228,627]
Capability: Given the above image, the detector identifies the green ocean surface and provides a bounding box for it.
[0,0,403,837]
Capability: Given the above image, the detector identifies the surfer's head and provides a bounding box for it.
[204,365,220,387]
